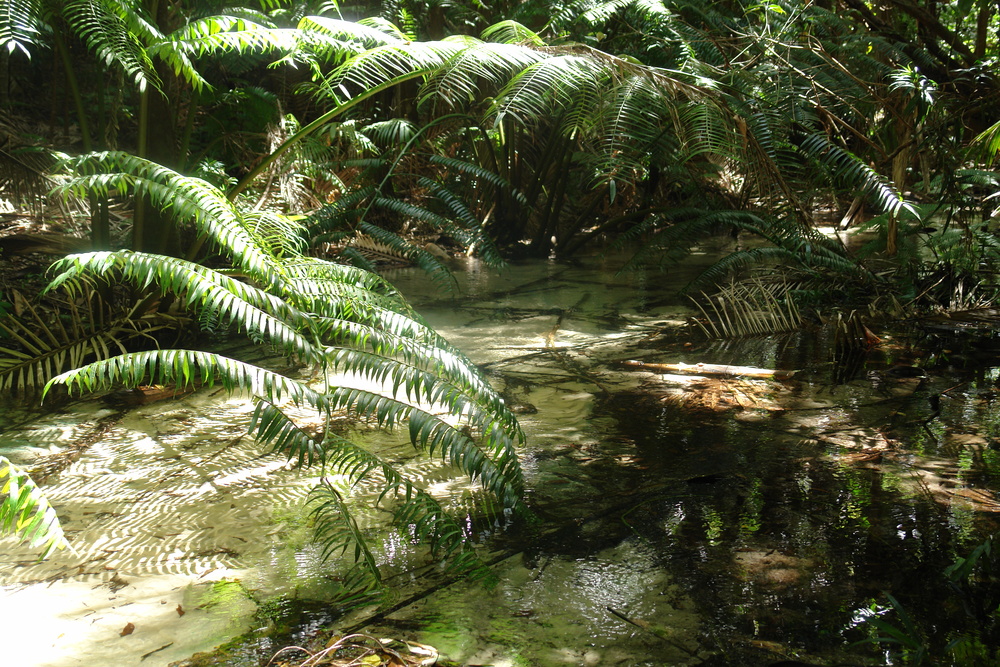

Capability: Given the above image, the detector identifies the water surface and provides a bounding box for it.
[3,249,999,666]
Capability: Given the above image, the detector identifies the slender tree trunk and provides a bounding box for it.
[133,0,181,256]
[974,0,990,61]
[0,49,8,111]
[134,81,179,255]
[887,116,912,257]
[51,28,112,250]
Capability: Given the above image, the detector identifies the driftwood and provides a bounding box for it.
[621,360,797,380]
[104,383,199,406]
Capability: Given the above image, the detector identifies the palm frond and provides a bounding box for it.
[428,155,526,203]
[419,41,546,111]
[319,333,520,438]
[480,20,545,46]
[64,0,161,93]
[489,55,606,128]
[300,14,404,49]
[0,287,181,396]
[154,16,295,92]
[974,118,1000,163]
[797,132,914,218]
[321,384,522,508]
[0,0,43,58]
[690,279,803,339]
[0,138,55,208]
[355,214,455,288]
[44,349,327,407]
[389,487,492,578]
[55,152,290,289]
[283,256,405,306]
[0,456,70,559]
[691,244,869,293]
[249,401,329,466]
[45,251,316,360]
[361,118,419,147]
[318,40,462,106]
[309,479,383,585]
[416,178,505,267]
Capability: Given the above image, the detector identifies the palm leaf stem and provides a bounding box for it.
[229,67,442,199]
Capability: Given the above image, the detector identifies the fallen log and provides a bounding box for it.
[621,360,797,380]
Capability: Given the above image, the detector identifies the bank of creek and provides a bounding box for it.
[2,248,1000,666]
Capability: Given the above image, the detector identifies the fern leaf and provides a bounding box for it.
[0,456,70,559]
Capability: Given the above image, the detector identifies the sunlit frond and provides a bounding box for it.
[0,456,70,559]
[0,0,43,58]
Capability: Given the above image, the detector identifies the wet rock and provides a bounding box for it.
[508,401,538,415]
[734,550,815,589]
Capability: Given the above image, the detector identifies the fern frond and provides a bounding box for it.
[56,152,289,289]
[480,20,545,46]
[797,133,914,217]
[44,349,327,408]
[309,478,383,585]
[283,255,405,303]
[419,41,546,111]
[249,402,326,466]
[318,40,462,106]
[0,0,43,58]
[0,288,179,396]
[355,215,455,288]
[299,14,404,49]
[416,178,505,267]
[64,0,161,93]
[361,118,419,147]
[427,155,526,203]
[0,456,70,559]
[691,279,803,339]
[46,251,316,360]
[323,385,522,509]
[490,55,605,128]
[165,15,295,57]
[390,487,492,578]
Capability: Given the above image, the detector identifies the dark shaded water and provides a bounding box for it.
[359,258,1000,666]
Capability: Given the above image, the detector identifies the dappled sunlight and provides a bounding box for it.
[7,253,1000,666]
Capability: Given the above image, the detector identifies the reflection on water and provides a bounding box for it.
[4,249,1000,666]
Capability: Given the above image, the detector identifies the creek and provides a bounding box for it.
[2,247,1000,666]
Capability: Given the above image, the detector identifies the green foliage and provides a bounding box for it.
[690,278,803,339]
[0,456,70,559]
[33,153,525,590]
[63,2,293,94]
[856,535,1000,664]
[0,0,43,58]
[861,593,928,665]
[0,286,184,396]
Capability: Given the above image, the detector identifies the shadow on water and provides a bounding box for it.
[184,254,1000,666]
[181,255,999,665]
[7,249,1000,667]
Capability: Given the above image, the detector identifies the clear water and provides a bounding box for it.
[4,247,1000,666]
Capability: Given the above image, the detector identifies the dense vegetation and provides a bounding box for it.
[0,0,998,626]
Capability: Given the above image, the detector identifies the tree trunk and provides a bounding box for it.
[134,82,179,255]
[974,0,991,61]
[133,0,181,256]
[0,49,8,111]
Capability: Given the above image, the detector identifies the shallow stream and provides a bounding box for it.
[3,249,1000,666]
